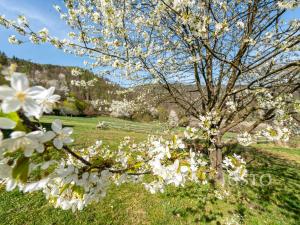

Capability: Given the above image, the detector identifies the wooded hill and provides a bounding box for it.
[0,51,122,102]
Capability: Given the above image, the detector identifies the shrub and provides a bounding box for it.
[83,105,98,116]
[0,52,8,65]
[60,100,80,116]
[132,111,153,122]
[74,98,88,113]
[157,106,168,122]
[179,116,189,127]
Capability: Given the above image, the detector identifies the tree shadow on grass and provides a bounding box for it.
[163,184,224,224]
[243,147,300,223]
[39,122,75,130]
[162,146,300,224]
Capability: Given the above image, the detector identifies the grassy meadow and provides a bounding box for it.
[0,116,299,225]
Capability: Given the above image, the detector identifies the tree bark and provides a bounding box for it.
[216,147,224,184]
[209,146,224,185]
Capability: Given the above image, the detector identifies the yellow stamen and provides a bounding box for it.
[16,92,26,102]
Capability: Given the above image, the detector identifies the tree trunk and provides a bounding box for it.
[216,147,224,184]
[209,146,224,185]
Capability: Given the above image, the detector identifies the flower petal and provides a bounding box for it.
[6,179,17,191]
[24,148,34,157]
[35,144,45,153]
[11,73,29,91]
[63,137,74,144]
[23,98,42,118]
[1,99,21,113]
[22,178,49,193]
[53,138,63,149]
[40,131,56,143]
[26,86,46,99]
[0,117,16,129]
[49,94,60,102]
[51,119,62,133]
[62,127,73,135]
[0,86,15,100]
[10,131,26,139]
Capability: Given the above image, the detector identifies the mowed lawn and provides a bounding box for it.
[0,116,299,225]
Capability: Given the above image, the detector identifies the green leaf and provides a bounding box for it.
[133,162,143,169]
[0,111,26,131]
[60,183,71,195]
[173,135,177,144]
[0,111,19,123]
[12,156,30,183]
[72,185,84,198]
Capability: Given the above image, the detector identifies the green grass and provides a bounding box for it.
[253,144,300,163]
[0,116,299,225]
[39,115,167,148]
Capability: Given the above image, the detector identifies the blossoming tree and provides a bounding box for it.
[0,0,300,211]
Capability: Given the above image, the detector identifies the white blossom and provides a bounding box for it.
[50,119,74,149]
[236,21,244,29]
[0,118,16,129]
[0,130,52,157]
[223,154,247,182]
[36,87,60,115]
[8,35,20,44]
[0,73,44,118]
[237,132,252,146]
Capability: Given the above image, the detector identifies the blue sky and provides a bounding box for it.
[0,0,299,69]
[0,0,85,67]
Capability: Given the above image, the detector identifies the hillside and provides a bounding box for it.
[0,52,177,119]
[0,51,122,102]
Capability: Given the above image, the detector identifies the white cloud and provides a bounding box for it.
[0,0,71,39]
[0,0,56,29]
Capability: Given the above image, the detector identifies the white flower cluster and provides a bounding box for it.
[0,72,60,118]
[261,125,290,142]
[89,99,110,111]
[184,126,200,140]
[71,68,82,77]
[0,67,76,208]
[0,118,74,190]
[223,154,247,182]
[109,99,136,118]
[277,0,299,9]
[0,68,249,212]
[237,132,252,146]
[225,100,237,112]
[70,78,97,87]
[256,89,288,111]
[38,28,49,42]
[199,111,220,138]
[215,21,229,35]
[17,15,28,27]
[43,161,112,212]
[1,129,54,157]
[8,35,21,44]
[145,143,207,193]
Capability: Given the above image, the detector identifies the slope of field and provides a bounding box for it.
[0,116,299,225]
